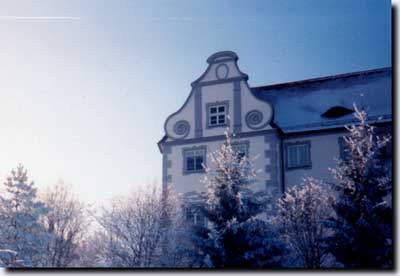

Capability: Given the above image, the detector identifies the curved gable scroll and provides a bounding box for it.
[164,51,274,141]
[163,87,197,140]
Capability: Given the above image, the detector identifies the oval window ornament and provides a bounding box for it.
[216,63,229,80]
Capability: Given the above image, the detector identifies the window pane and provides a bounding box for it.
[218,115,225,124]
[210,116,217,125]
[298,145,307,166]
[195,156,203,170]
[218,106,225,113]
[288,146,297,167]
[187,157,195,171]
[210,107,217,114]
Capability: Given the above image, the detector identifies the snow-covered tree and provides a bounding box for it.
[75,232,110,267]
[277,177,333,268]
[94,185,185,267]
[0,164,51,267]
[0,249,23,267]
[40,180,90,267]
[326,104,392,268]
[157,187,195,267]
[191,130,286,268]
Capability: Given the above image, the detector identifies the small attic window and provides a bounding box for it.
[321,106,354,118]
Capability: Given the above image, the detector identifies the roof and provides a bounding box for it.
[252,67,392,133]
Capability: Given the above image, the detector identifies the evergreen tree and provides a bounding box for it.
[0,164,51,267]
[326,104,392,268]
[191,130,286,268]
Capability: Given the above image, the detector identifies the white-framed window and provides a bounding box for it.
[285,141,311,170]
[207,102,228,128]
[182,146,206,174]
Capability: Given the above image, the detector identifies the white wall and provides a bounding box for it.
[168,135,275,196]
[163,51,273,142]
[201,82,234,137]
[283,131,347,189]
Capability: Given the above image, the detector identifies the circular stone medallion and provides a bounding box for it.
[173,120,190,137]
[245,110,264,128]
[216,63,229,80]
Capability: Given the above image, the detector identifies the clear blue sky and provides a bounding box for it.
[0,0,391,203]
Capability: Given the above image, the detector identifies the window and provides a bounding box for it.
[183,146,206,174]
[185,206,206,227]
[285,141,311,170]
[182,192,206,226]
[232,141,249,160]
[207,102,228,128]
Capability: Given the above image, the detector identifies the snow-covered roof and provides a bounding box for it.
[252,67,392,133]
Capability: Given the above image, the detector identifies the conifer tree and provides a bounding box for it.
[191,130,285,268]
[0,164,51,267]
[326,104,392,268]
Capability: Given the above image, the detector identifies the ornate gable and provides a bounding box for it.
[162,51,273,144]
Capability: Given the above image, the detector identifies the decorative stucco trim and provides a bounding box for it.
[164,129,277,147]
[195,87,203,137]
[245,109,271,130]
[182,145,207,175]
[233,80,242,134]
[216,63,229,80]
[209,57,237,64]
[163,51,272,142]
[206,100,230,129]
[162,145,172,189]
[173,120,190,138]
[164,146,172,154]
[191,51,248,88]
[193,76,248,88]
[190,51,248,87]
[284,140,312,171]
[244,80,274,127]
[264,134,279,196]
[164,87,195,140]
[206,51,238,64]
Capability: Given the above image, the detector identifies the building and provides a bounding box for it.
[157,51,392,222]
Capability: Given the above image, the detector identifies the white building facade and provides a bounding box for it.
[158,51,392,220]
